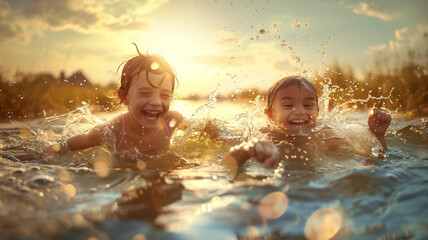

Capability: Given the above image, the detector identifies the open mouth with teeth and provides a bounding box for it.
[288,119,309,128]
[142,110,162,121]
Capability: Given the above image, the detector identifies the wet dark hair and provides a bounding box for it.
[266,76,318,110]
[117,43,178,103]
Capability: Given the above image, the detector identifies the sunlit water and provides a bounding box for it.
[0,99,427,240]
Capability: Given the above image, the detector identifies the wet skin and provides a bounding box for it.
[123,70,173,133]
[266,84,318,135]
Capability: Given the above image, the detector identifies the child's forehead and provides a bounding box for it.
[131,70,172,88]
[274,83,317,98]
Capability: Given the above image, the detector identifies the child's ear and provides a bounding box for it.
[264,108,272,118]
[117,90,128,105]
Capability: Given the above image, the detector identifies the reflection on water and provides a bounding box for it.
[0,100,427,239]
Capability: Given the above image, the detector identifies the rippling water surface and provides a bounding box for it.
[0,100,427,240]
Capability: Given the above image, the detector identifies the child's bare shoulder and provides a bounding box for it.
[100,114,124,134]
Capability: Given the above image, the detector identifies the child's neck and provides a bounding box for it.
[126,114,163,137]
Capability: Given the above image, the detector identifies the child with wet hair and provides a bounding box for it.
[45,44,183,163]
[221,76,391,169]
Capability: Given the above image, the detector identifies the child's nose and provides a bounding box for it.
[293,106,305,114]
[149,94,162,106]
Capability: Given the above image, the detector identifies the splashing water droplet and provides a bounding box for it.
[169,118,177,128]
[293,20,301,29]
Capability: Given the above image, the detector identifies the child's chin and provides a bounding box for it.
[285,126,311,136]
[140,118,161,127]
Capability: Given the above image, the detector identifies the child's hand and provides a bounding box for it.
[368,109,392,137]
[247,141,280,168]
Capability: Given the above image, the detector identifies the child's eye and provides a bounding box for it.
[283,104,293,108]
[305,104,314,108]
[161,94,171,99]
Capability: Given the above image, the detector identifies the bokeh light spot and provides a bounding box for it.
[258,192,288,219]
[151,62,160,70]
[58,169,72,182]
[304,207,343,240]
[137,160,146,170]
[93,157,111,178]
[64,184,76,198]
[133,234,146,240]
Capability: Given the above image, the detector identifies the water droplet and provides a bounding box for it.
[18,186,30,193]
[13,168,25,175]
[28,175,55,188]
[75,167,90,174]
[259,29,266,34]
[169,119,177,128]
[293,20,301,29]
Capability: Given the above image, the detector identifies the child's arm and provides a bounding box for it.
[221,140,279,169]
[45,123,107,155]
[368,109,392,150]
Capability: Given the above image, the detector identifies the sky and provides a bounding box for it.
[0,0,427,97]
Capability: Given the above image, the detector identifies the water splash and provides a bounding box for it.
[320,34,336,69]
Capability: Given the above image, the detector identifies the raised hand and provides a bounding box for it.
[368,109,392,150]
[221,139,280,169]
[247,141,280,168]
[368,109,392,136]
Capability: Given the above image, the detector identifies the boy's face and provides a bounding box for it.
[124,70,172,129]
[266,84,318,135]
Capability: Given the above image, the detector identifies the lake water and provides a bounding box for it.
[0,100,427,240]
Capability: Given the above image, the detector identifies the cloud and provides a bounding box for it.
[21,0,101,31]
[101,0,169,31]
[364,43,387,55]
[395,25,428,47]
[388,40,401,52]
[0,0,9,18]
[0,0,170,42]
[104,17,151,31]
[395,27,418,41]
[365,25,427,55]
[0,21,25,42]
[102,0,169,18]
[349,2,392,21]
[0,0,26,42]
[215,31,240,46]
[273,58,295,72]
